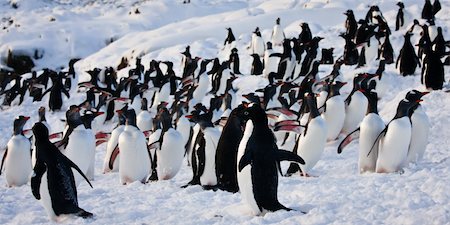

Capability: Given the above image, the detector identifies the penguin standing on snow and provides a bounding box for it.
[118,109,151,184]
[136,98,153,132]
[339,33,359,65]
[396,32,421,76]
[341,74,369,135]
[405,90,430,163]
[42,71,70,111]
[375,99,418,173]
[271,18,285,46]
[344,10,358,40]
[229,48,241,75]
[321,81,347,141]
[251,54,264,75]
[237,103,305,215]
[422,0,434,20]
[1,116,31,187]
[215,105,247,193]
[31,122,93,221]
[103,108,127,173]
[396,2,405,31]
[420,43,445,90]
[249,27,265,57]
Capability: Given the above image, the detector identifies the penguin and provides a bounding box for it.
[405,90,430,163]
[321,81,347,141]
[184,110,221,188]
[215,105,246,193]
[341,74,369,135]
[339,33,359,65]
[251,54,264,75]
[0,116,31,187]
[338,89,384,173]
[62,106,96,184]
[378,32,394,64]
[42,71,70,111]
[396,32,421,76]
[396,2,405,31]
[31,123,93,221]
[224,27,236,46]
[103,106,128,173]
[421,0,434,20]
[263,42,279,78]
[136,98,153,132]
[375,99,418,173]
[271,18,285,46]
[32,107,51,167]
[432,27,447,57]
[290,93,327,177]
[249,27,265,57]
[420,42,445,90]
[118,109,151,184]
[229,48,241,75]
[344,10,358,39]
[237,103,305,215]
[147,106,184,181]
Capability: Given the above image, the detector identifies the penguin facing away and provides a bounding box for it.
[1,115,32,187]
[237,103,305,215]
[31,122,93,221]
[396,32,421,76]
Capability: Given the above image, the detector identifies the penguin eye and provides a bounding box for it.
[244,111,249,116]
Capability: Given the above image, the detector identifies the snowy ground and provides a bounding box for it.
[1,0,450,224]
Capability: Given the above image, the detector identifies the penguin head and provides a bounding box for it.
[38,106,46,122]
[266,42,273,50]
[394,99,418,119]
[155,106,172,131]
[276,17,281,25]
[13,115,30,135]
[32,122,49,141]
[125,109,137,127]
[66,105,83,128]
[186,110,213,129]
[405,90,429,103]
[304,92,320,118]
[141,98,148,111]
[397,2,404,8]
[344,9,353,16]
[241,103,267,124]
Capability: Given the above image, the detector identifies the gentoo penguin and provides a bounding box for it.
[263,42,279,78]
[31,123,93,221]
[405,90,430,163]
[0,116,31,187]
[118,109,151,184]
[396,32,420,76]
[396,2,405,31]
[378,32,394,64]
[375,99,418,173]
[32,107,51,167]
[237,103,305,215]
[184,110,221,188]
[62,105,96,184]
[420,43,445,90]
[229,48,241,75]
[147,106,184,181]
[338,90,384,173]
[344,10,358,39]
[339,33,359,65]
[321,81,347,141]
[421,0,434,20]
[136,98,153,132]
[432,27,447,57]
[215,105,246,192]
[224,27,236,46]
[271,18,285,46]
[249,27,265,57]
[251,54,264,75]
[42,71,70,111]
[341,74,369,135]
[293,93,327,177]
[103,108,127,173]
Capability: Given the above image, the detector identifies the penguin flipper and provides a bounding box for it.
[276,149,305,165]
[62,155,93,188]
[0,147,8,175]
[108,146,120,170]
[31,161,47,200]
[238,151,252,172]
[338,128,360,154]
[269,53,283,58]
[367,125,388,157]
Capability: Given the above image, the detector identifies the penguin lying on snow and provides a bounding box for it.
[237,103,305,215]
[31,122,93,221]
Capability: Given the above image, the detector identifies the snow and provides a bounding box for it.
[1,0,450,224]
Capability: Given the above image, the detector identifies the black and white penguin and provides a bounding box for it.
[103,108,127,173]
[339,33,359,65]
[118,109,151,184]
[31,122,93,221]
[321,81,347,141]
[420,43,445,90]
[136,98,153,132]
[342,74,369,135]
[263,42,279,78]
[229,48,241,75]
[421,0,434,20]
[271,18,285,46]
[375,99,418,173]
[344,10,358,39]
[215,105,247,193]
[396,32,421,76]
[237,103,305,215]
[250,54,264,75]
[42,72,70,111]
[249,27,265,57]
[224,27,236,46]
[32,107,51,167]
[378,32,394,64]
[405,90,430,163]
[0,115,31,187]
[396,2,405,31]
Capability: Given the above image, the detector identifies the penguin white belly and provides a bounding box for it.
[64,127,95,185]
[187,125,201,165]
[297,117,327,174]
[39,173,58,221]
[342,91,368,134]
[216,70,231,96]
[429,26,438,42]
[376,117,411,173]
[176,116,192,147]
[407,108,430,163]
[322,96,345,141]
[237,121,260,215]
[152,83,171,108]
[272,25,284,46]
[252,37,265,57]
[4,135,32,186]
[137,111,153,132]
[365,37,379,63]
[282,58,296,81]
[199,127,221,186]
[192,74,210,104]
[359,113,385,173]
[118,126,151,184]
[103,125,125,173]
[263,50,279,77]
[316,91,328,109]
[156,129,185,180]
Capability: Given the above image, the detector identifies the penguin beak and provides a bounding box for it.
[266,113,278,120]
[23,116,30,121]
[116,97,130,102]
[416,99,423,103]
[95,112,105,116]
[95,132,111,140]
[115,110,123,114]
[421,91,430,96]
[49,132,63,140]
[358,88,366,93]
[185,115,194,119]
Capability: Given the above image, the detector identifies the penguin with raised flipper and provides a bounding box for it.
[1,116,31,187]
[237,103,305,215]
[31,122,93,221]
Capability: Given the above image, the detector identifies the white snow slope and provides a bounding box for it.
[1,0,450,224]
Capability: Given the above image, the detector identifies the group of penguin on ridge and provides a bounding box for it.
[0,0,448,220]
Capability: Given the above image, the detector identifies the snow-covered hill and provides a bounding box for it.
[0,0,449,224]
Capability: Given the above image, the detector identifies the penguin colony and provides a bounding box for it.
[0,0,447,221]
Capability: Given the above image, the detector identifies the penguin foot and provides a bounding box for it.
[300,173,316,178]
[76,209,94,219]
[181,179,200,188]
[202,185,219,191]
